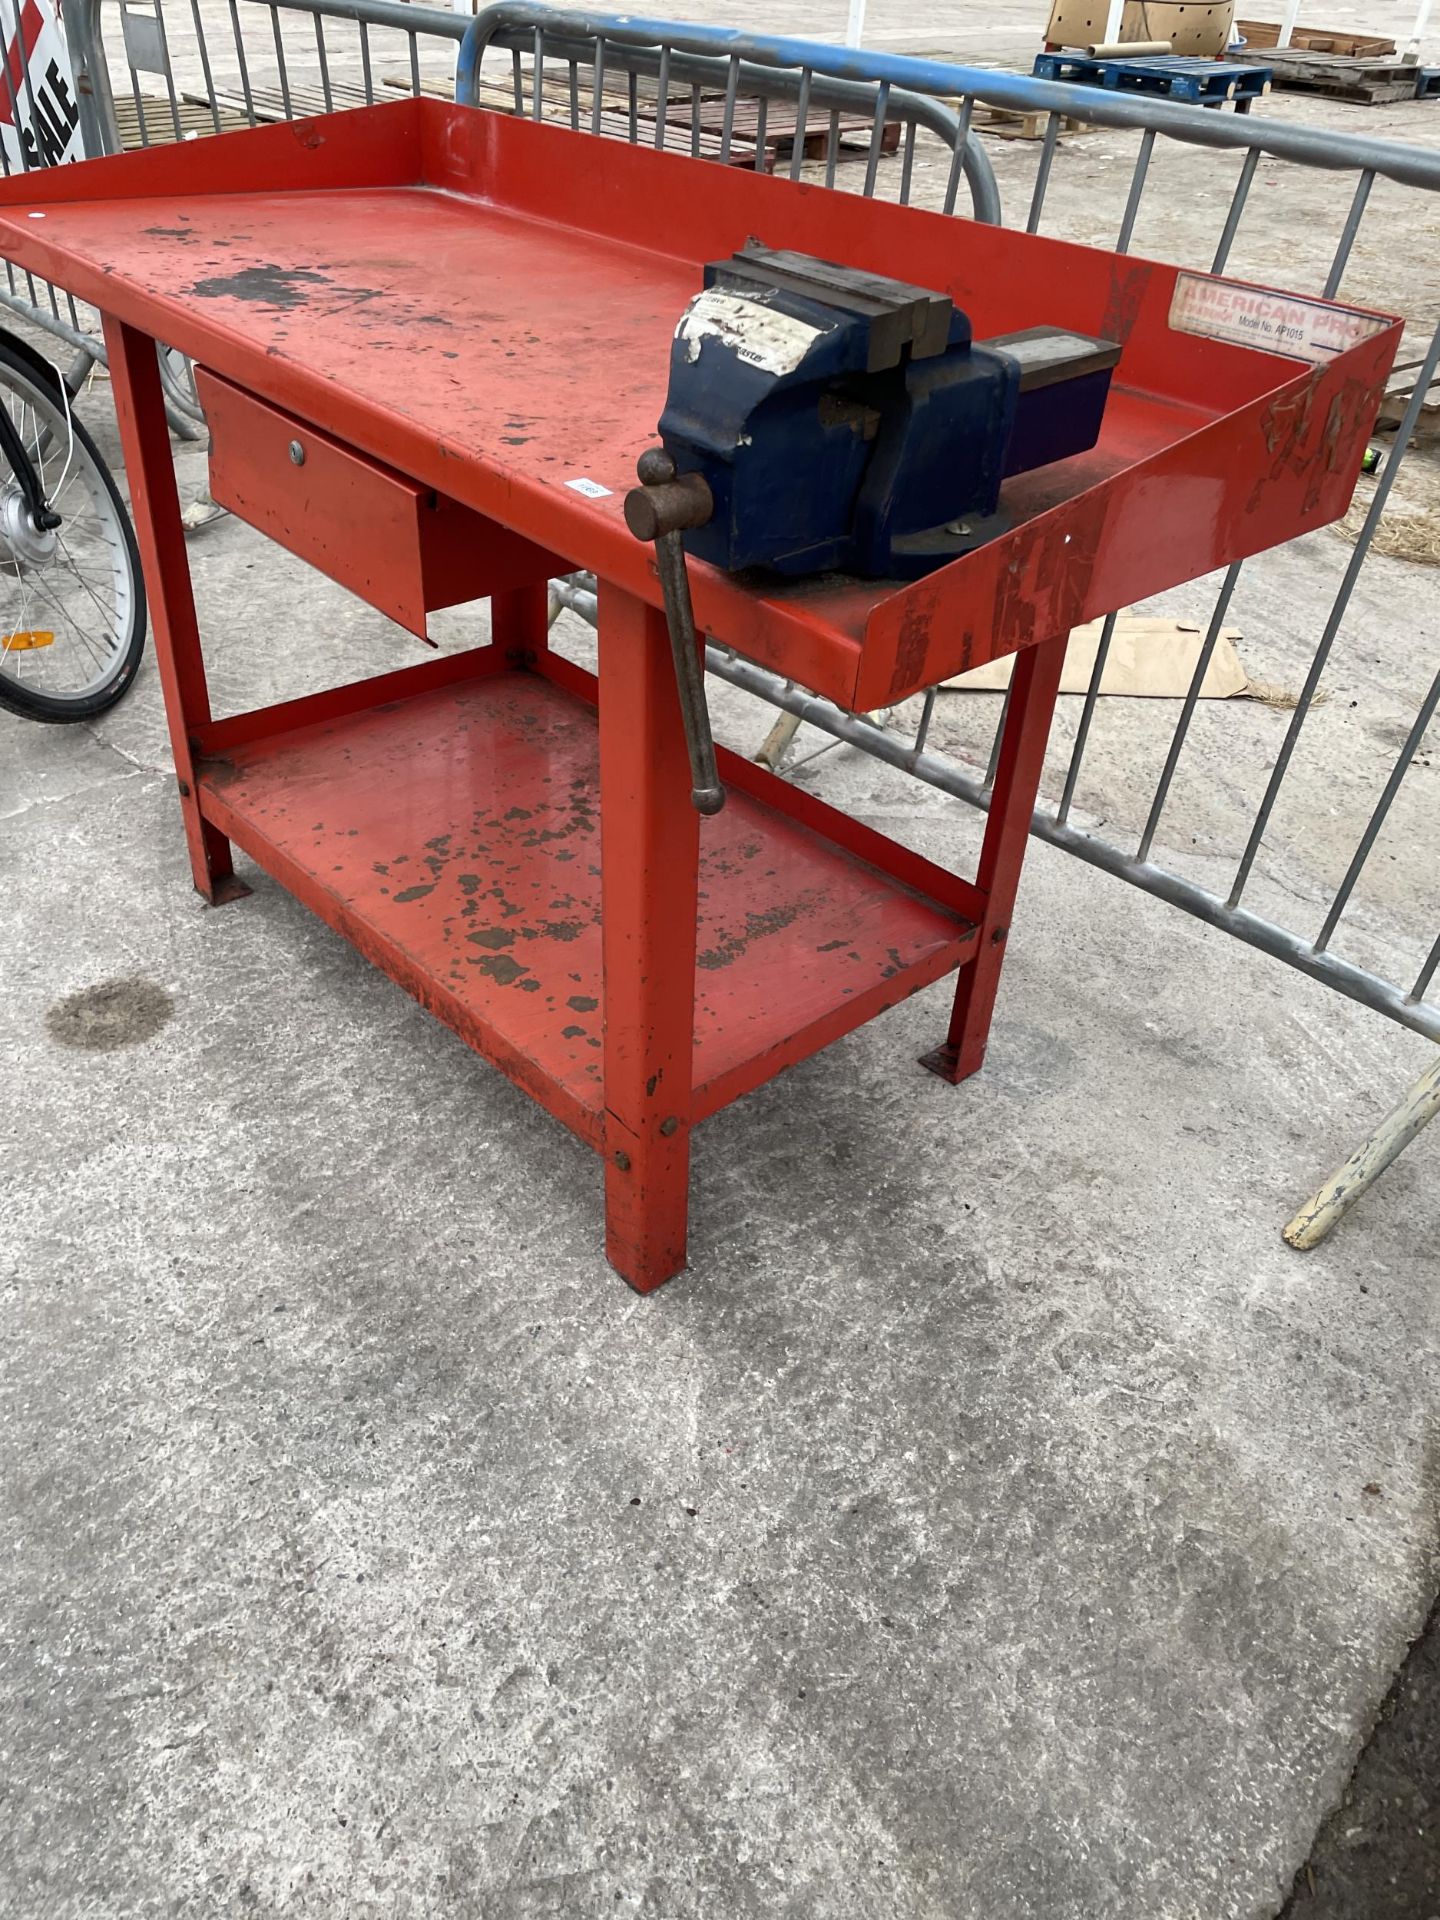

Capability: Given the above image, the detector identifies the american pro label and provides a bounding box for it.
[1168,271,1389,364]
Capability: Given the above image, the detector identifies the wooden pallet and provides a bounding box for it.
[1235,47,1422,102]
[971,103,1092,139]
[1378,357,1440,440]
[393,71,900,168]
[195,80,376,126]
[689,94,903,163]
[139,69,901,171]
[1236,18,1396,57]
[394,73,755,163]
[114,91,250,148]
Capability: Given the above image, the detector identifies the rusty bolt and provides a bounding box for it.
[288,439,305,466]
[659,1116,679,1137]
[623,448,713,544]
[637,447,675,488]
[613,1150,631,1172]
[990,924,1009,946]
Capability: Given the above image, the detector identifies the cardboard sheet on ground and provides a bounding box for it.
[942,613,1248,698]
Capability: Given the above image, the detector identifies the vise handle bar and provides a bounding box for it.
[624,448,725,816]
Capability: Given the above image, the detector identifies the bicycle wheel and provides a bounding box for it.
[0,338,146,724]
[158,343,206,437]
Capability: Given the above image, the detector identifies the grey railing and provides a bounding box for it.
[452,10,1440,1051]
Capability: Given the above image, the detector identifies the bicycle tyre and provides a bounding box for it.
[0,336,146,724]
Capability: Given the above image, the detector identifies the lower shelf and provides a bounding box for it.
[197,667,977,1139]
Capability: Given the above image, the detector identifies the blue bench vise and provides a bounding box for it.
[654,245,1122,581]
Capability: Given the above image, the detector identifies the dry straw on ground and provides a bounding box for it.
[1334,444,1440,566]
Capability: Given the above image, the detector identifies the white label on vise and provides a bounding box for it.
[564,477,611,498]
[1168,271,1388,364]
[676,288,825,375]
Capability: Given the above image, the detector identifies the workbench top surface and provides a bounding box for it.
[0,99,1397,707]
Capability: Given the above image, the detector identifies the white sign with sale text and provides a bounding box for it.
[0,0,84,174]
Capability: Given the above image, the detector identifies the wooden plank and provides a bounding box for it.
[972,103,1092,139]
[1237,18,1396,56]
[1378,364,1440,435]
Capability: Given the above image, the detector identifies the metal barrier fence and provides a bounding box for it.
[457,9,1440,1226]
[16,0,1440,1220]
[62,0,1001,216]
[42,0,997,397]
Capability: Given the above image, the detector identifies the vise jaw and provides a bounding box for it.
[656,245,1121,581]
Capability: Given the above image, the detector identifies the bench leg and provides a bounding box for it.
[104,317,246,907]
[598,584,699,1291]
[922,630,1067,1085]
[490,578,551,666]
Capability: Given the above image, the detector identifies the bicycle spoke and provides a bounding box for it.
[1,559,36,673]
[25,566,117,663]
[19,588,113,673]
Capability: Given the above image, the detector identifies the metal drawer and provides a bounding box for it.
[196,368,560,638]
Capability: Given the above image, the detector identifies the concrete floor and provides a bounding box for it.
[4,5,1440,1915]
[4,443,1439,1920]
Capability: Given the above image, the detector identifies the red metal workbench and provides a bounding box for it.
[0,99,1398,1288]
